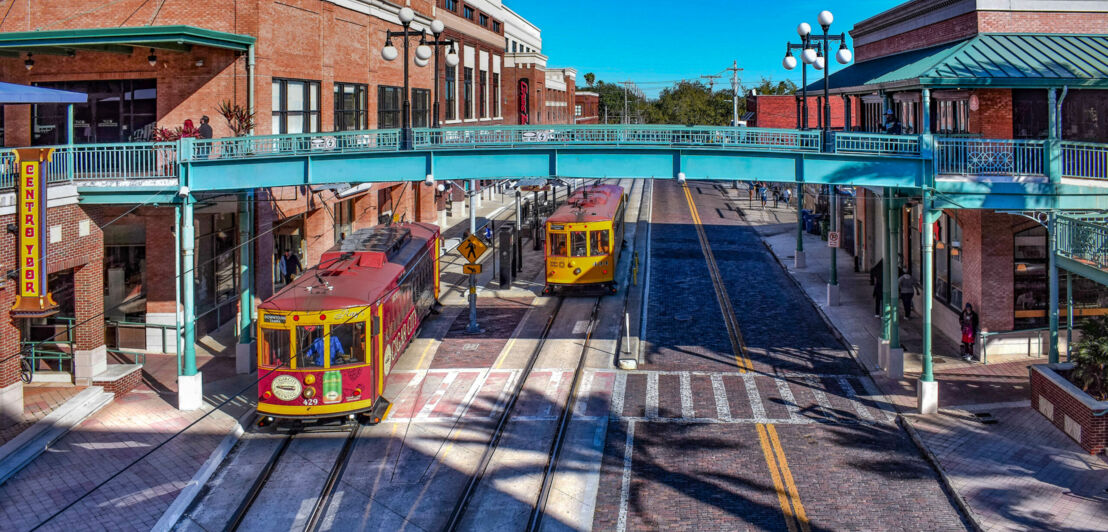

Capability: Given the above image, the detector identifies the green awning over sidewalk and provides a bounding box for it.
[806,33,1108,93]
[0,25,255,57]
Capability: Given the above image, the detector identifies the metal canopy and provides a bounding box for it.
[0,81,86,104]
[807,33,1108,93]
[0,25,255,56]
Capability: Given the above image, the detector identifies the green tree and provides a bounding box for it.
[750,76,798,96]
[652,81,735,125]
[583,72,596,87]
[593,80,650,124]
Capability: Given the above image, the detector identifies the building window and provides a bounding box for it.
[334,83,367,131]
[933,213,963,311]
[492,21,500,33]
[445,66,457,121]
[33,79,157,144]
[412,88,431,127]
[272,79,320,135]
[444,0,457,11]
[479,70,488,118]
[478,13,488,26]
[936,99,969,135]
[575,104,583,117]
[377,85,402,129]
[334,199,354,244]
[463,5,473,19]
[512,41,517,53]
[492,73,500,117]
[464,67,473,119]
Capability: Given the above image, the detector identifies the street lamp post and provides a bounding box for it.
[381,8,436,148]
[783,23,816,269]
[425,20,460,128]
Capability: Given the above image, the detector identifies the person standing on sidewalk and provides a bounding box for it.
[759,183,768,209]
[783,187,791,207]
[960,303,979,362]
[873,267,884,318]
[898,269,919,319]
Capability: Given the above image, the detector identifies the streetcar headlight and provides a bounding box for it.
[574,268,582,275]
[304,374,316,385]
[303,387,316,399]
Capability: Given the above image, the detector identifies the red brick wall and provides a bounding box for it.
[958,210,1016,333]
[970,89,1014,139]
[144,209,176,315]
[92,366,142,399]
[1031,367,1107,454]
[749,95,846,129]
[855,11,979,63]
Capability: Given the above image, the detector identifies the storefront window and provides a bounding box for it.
[1014,226,1049,327]
[262,328,291,367]
[933,213,963,310]
[34,79,156,144]
[104,224,146,321]
[328,322,366,367]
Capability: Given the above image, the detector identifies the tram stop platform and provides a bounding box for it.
[739,194,1108,532]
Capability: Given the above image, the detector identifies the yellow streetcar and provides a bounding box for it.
[542,184,626,295]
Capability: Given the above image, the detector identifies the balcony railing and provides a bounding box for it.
[1056,215,1108,273]
[190,128,402,161]
[0,141,177,187]
[1062,141,1108,180]
[833,132,920,156]
[412,124,823,151]
[935,138,1045,176]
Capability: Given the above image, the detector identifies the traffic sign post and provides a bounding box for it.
[459,233,486,334]
[463,263,482,274]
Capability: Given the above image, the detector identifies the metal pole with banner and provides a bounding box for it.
[11,148,58,317]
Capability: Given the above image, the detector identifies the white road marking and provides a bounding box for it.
[803,375,835,421]
[488,370,520,419]
[857,375,899,422]
[775,376,801,422]
[742,373,768,422]
[541,371,564,417]
[711,374,732,422]
[646,372,659,420]
[574,371,595,417]
[679,372,694,419]
[616,420,636,532]
[453,371,485,419]
[415,370,459,419]
[837,376,876,422]
[573,320,590,334]
[611,372,627,420]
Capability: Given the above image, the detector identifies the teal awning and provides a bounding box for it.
[0,25,255,57]
[806,33,1108,93]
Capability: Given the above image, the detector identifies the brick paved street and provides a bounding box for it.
[592,180,970,531]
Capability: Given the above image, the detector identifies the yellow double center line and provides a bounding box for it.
[681,183,810,532]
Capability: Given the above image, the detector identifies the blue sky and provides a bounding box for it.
[506,0,904,97]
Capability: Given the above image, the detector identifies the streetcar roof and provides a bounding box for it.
[546,184,624,224]
[259,222,439,312]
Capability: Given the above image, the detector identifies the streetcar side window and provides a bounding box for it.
[570,231,587,257]
[328,322,366,367]
[261,328,291,367]
[296,325,326,368]
[549,232,568,256]
[590,230,610,256]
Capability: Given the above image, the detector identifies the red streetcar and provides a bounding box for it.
[255,223,440,425]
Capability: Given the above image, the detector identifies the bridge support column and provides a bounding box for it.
[179,193,203,411]
[878,190,892,370]
[1048,212,1060,363]
[237,190,255,375]
[794,184,805,269]
[887,196,903,379]
[919,201,941,414]
[1067,271,1073,361]
[826,186,839,306]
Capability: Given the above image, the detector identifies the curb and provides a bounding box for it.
[155,409,255,531]
[898,414,985,532]
[0,386,113,486]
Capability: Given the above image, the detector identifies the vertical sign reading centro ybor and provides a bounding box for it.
[11,148,58,317]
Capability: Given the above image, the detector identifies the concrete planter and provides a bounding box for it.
[1029,363,1108,454]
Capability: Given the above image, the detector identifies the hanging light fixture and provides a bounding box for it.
[148,48,157,67]
[24,53,34,71]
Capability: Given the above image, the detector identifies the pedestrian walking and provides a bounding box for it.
[872,265,884,317]
[959,303,979,362]
[279,249,302,285]
[759,183,768,209]
[772,185,780,208]
[783,187,792,207]
[898,269,918,319]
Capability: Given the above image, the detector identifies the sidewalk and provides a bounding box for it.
[739,195,1108,532]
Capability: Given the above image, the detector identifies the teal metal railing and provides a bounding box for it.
[0,150,13,189]
[21,316,76,377]
[190,128,402,160]
[936,137,1046,176]
[1062,140,1108,180]
[46,141,178,181]
[412,124,823,151]
[1055,215,1108,272]
[979,326,1051,365]
[833,132,920,156]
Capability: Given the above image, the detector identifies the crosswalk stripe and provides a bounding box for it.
[646,372,659,420]
[836,376,876,422]
[416,370,459,419]
[453,371,485,418]
[541,371,564,417]
[775,377,801,422]
[711,374,732,422]
[802,375,835,422]
[611,372,627,420]
[742,373,768,422]
[679,372,694,419]
[857,375,898,422]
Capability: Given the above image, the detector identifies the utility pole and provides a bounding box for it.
[700,73,722,93]
[620,80,631,125]
[726,60,743,126]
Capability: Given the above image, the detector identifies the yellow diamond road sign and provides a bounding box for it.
[459,234,488,263]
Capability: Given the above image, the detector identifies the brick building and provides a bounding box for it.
[499,6,576,126]
[575,91,599,124]
[797,0,1108,355]
[435,0,506,126]
[745,94,846,129]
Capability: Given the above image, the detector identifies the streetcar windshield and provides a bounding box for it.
[570,231,587,257]
[261,328,291,367]
[590,230,610,256]
[329,322,367,367]
[549,232,568,256]
[296,325,326,368]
